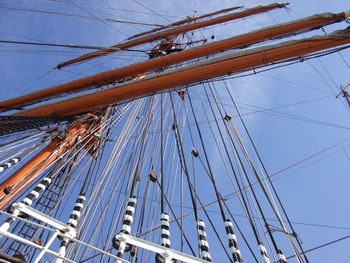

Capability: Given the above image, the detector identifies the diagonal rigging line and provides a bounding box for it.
[45,0,184,18]
[239,102,350,130]
[242,107,350,130]
[318,58,339,93]
[65,0,129,37]
[306,59,350,114]
[338,51,350,70]
[270,137,350,177]
[0,6,163,27]
[131,0,173,23]
[193,88,334,114]
[237,95,333,116]
[0,40,125,50]
[269,145,349,185]
[0,29,44,43]
[284,234,350,261]
[260,74,333,94]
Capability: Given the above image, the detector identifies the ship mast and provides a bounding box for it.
[0,113,104,209]
[126,5,243,40]
[0,10,348,112]
[55,3,288,69]
[10,27,350,117]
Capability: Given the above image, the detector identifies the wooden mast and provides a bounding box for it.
[55,3,288,69]
[126,6,243,40]
[11,27,350,117]
[0,11,348,112]
[0,114,102,209]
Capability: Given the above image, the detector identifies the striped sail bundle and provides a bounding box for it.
[66,195,86,229]
[112,196,137,257]
[259,242,271,263]
[56,195,86,262]
[224,219,242,263]
[156,213,175,263]
[0,176,52,233]
[278,249,288,263]
[0,157,20,173]
[22,177,52,206]
[160,213,171,248]
[197,220,212,262]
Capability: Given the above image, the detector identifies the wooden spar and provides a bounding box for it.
[0,140,60,209]
[55,3,288,69]
[12,27,350,117]
[1,11,348,113]
[127,6,243,40]
[0,122,91,209]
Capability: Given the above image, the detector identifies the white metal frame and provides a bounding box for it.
[0,205,130,263]
[2,204,209,263]
[115,233,208,263]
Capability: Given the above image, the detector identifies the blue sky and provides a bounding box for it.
[1,0,350,262]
